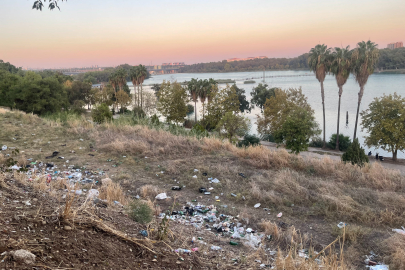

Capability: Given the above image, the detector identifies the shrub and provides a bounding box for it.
[328,133,352,151]
[71,100,86,115]
[192,123,206,133]
[342,138,369,166]
[238,134,261,147]
[133,107,146,118]
[261,134,275,142]
[92,103,112,124]
[150,114,160,125]
[309,137,323,148]
[183,119,195,128]
[186,104,194,115]
[127,200,153,224]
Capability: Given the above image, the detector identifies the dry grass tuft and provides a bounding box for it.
[99,181,128,205]
[31,174,49,191]
[17,155,27,168]
[0,153,6,166]
[139,185,162,200]
[383,233,405,270]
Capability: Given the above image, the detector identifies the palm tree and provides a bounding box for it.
[137,65,148,109]
[129,66,139,107]
[187,78,199,122]
[115,68,127,91]
[330,46,352,150]
[109,73,118,113]
[351,41,380,139]
[199,79,209,121]
[308,44,331,148]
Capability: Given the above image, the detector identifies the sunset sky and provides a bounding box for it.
[1,0,404,68]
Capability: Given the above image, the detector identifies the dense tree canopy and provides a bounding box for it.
[361,93,405,161]
[250,83,276,111]
[230,84,251,113]
[157,81,189,123]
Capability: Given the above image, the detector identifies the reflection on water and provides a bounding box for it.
[127,70,405,159]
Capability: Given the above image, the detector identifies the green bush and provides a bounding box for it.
[127,200,153,224]
[92,103,112,124]
[328,134,352,151]
[309,137,323,148]
[150,114,160,125]
[342,138,369,166]
[238,134,261,147]
[133,107,146,118]
[192,123,206,133]
[72,100,86,115]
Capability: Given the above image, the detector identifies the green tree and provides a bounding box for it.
[187,78,200,122]
[205,84,240,130]
[157,81,189,123]
[231,84,251,113]
[330,46,352,150]
[11,71,68,115]
[250,83,276,112]
[130,66,140,107]
[360,93,405,161]
[66,81,91,105]
[137,65,148,109]
[0,70,20,108]
[274,107,321,154]
[257,87,313,136]
[116,90,131,112]
[351,40,380,139]
[342,138,369,166]
[308,44,331,148]
[216,112,250,143]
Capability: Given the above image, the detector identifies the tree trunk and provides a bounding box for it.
[194,100,197,123]
[353,86,364,140]
[321,81,326,148]
[393,149,397,161]
[336,90,342,151]
[141,83,143,109]
[202,102,205,121]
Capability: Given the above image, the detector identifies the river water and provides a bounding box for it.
[127,70,405,159]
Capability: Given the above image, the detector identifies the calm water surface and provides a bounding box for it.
[128,70,405,159]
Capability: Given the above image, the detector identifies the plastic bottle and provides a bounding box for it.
[210,245,222,251]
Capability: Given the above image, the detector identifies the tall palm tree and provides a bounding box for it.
[308,44,331,148]
[187,78,199,122]
[137,65,148,109]
[115,68,127,91]
[129,66,139,107]
[199,79,209,121]
[351,41,380,139]
[330,46,352,150]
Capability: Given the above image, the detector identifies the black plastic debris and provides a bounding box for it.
[202,172,208,176]
[199,187,207,193]
[46,163,54,168]
[172,186,182,190]
[239,173,246,178]
[88,154,95,156]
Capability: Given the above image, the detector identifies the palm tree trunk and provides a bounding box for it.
[321,81,326,148]
[141,83,143,109]
[194,100,197,123]
[202,103,205,121]
[336,89,342,151]
[353,86,364,139]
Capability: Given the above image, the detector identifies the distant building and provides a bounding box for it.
[387,42,403,49]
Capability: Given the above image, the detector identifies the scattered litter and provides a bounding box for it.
[1,145,7,151]
[210,246,222,251]
[194,169,199,172]
[139,230,148,237]
[204,192,211,195]
[254,203,261,208]
[208,187,214,191]
[211,178,220,183]
[337,222,346,229]
[202,172,207,176]
[277,212,283,218]
[87,189,99,199]
[369,265,389,270]
[192,175,197,178]
[10,165,21,170]
[199,187,207,193]
[172,186,182,190]
[239,173,246,178]
[155,193,168,200]
[9,249,36,265]
[392,227,405,235]
[231,193,237,197]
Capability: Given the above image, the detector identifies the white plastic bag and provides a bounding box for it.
[155,193,168,200]
[87,189,99,199]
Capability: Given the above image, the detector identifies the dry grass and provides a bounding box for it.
[139,184,162,200]
[0,153,6,166]
[99,181,128,205]
[383,233,405,270]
